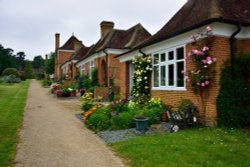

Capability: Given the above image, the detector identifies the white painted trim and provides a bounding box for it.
[58,49,75,53]
[119,22,250,62]
[152,87,187,91]
[61,61,71,70]
[106,48,129,55]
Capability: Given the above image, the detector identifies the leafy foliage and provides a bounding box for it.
[24,61,33,79]
[2,68,19,77]
[217,55,250,128]
[45,53,55,74]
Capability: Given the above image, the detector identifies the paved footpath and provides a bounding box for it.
[14,80,127,167]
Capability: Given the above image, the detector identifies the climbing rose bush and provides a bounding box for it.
[131,56,152,104]
[186,26,216,92]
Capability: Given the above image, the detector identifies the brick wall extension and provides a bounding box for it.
[55,51,74,79]
[151,36,231,126]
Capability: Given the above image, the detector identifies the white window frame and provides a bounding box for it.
[80,64,85,76]
[89,60,95,77]
[152,45,186,91]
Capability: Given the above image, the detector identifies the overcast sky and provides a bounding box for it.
[0,0,187,60]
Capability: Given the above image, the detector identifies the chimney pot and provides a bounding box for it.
[100,21,114,39]
[55,33,60,50]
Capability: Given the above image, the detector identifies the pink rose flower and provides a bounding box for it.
[202,46,209,52]
[205,81,210,85]
[201,83,205,87]
[194,70,201,75]
[196,82,200,86]
[191,34,199,40]
[204,65,208,68]
[213,57,217,62]
[206,26,212,32]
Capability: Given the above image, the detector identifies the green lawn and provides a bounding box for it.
[0,80,30,167]
[111,128,250,167]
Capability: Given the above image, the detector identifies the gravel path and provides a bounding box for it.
[14,80,127,167]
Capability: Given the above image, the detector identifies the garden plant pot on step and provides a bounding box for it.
[134,116,149,131]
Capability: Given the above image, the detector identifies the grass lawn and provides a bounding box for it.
[0,80,30,167]
[111,128,250,167]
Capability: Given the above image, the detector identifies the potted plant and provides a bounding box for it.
[71,88,77,97]
[134,109,149,132]
[62,88,71,97]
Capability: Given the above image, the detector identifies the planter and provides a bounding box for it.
[71,91,77,97]
[134,116,149,131]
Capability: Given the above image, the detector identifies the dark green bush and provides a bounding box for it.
[217,55,250,128]
[42,80,52,86]
[111,112,135,129]
[85,112,111,131]
[143,107,163,124]
[2,68,19,77]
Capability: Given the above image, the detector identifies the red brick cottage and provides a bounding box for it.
[54,34,83,80]
[75,21,151,97]
[117,0,250,126]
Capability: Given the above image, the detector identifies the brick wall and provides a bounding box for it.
[236,39,250,54]
[120,62,129,98]
[151,36,231,126]
[55,51,73,79]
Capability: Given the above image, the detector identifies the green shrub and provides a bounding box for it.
[2,68,19,77]
[42,80,52,86]
[111,112,135,129]
[3,75,21,83]
[143,107,163,124]
[85,112,111,131]
[217,55,250,128]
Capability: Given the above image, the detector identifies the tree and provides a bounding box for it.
[24,61,33,79]
[0,44,17,74]
[16,51,26,71]
[32,55,45,69]
[45,52,55,74]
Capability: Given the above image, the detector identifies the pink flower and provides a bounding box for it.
[201,83,206,87]
[213,57,217,62]
[191,34,199,40]
[202,46,209,52]
[205,81,210,85]
[202,59,207,64]
[204,65,208,68]
[196,82,200,86]
[194,70,201,75]
[206,57,212,64]
[206,26,212,32]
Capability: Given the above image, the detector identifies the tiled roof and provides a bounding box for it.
[71,46,90,60]
[130,0,250,51]
[79,23,151,60]
[59,35,83,50]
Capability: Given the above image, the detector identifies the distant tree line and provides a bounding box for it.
[0,44,54,80]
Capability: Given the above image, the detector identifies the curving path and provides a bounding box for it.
[14,80,127,167]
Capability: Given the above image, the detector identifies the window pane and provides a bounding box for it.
[153,54,159,64]
[160,66,166,86]
[153,66,159,87]
[177,61,184,87]
[177,47,184,60]
[168,51,174,60]
[168,64,174,86]
[160,53,166,62]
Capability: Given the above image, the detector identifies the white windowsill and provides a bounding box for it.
[151,87,187,91]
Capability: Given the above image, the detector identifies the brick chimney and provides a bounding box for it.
[100,21,114,39]
[55,33,60,50]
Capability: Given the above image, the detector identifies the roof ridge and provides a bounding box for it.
[124,24,140,48]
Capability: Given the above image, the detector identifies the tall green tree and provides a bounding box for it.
[45,52,55,74]
[32,55,44,69]
[24,61,33,79]
[0,44,17,74]
[16,51,26,71]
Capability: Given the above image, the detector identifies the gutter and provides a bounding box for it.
[229,24,241,77]
[139,48,147,57]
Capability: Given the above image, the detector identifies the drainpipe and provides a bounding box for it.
[103,49,108,86]
[229,24,241,77]
[139,48,147,57]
